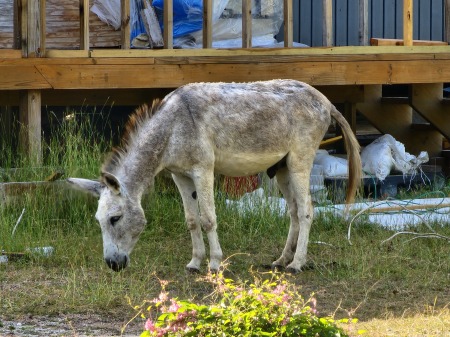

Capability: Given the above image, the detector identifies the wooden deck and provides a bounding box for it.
[1,0,450,163]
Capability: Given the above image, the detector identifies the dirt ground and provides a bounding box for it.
[0,314,143,337]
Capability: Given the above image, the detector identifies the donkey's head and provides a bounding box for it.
[67,172,146,272]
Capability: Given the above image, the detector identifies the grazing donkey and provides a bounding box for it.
[68,79,361,273]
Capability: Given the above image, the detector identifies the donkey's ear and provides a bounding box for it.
[67,178,104,198]
[101,171,122,195]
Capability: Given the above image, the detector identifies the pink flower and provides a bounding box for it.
[145,318,157,332]
[168,299,181,313]
[273,284,286,295]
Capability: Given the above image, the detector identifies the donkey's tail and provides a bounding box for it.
[330,106,362,205]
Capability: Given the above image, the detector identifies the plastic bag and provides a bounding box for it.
[313,150,349,178]
[361,134,429,181]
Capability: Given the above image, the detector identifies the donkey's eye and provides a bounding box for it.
[110,215,122,226]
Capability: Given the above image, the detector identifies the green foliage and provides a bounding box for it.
[135,272,354,337]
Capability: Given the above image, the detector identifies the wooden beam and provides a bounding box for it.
[356,85,442,157]
[202,0,212,48]
[19,90,42,164]
[323,0,333,46]
[371,38,448,46]
[283,0,293,48]
[163,0,173,49]
[403,0,413,46]
[121,0,131,49]
[242,0,252,48]
[80,0,89,50]
[410,83,450,141]
[359,0,369,46]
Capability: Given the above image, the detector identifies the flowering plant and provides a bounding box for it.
[136,272,353,337]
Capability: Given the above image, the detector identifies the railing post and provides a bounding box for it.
[445,0,450,44]
[322,0,333,46]
[284,0,293,47]
[203,0,212,48]
[121,0,130,49]
[359,0,369,46]
[163,0,173,48]
[40,0,46,55]
[242,0,252,48]
[80,0,89,50]
[403,0,413,46]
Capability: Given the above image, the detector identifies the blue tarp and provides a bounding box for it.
[152,0,203,38]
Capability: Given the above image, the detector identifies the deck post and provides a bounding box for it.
[18,0,42,164]
[322,0,333,46]
[403,0,413,46]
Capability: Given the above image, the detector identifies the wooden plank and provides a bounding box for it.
[0,65,52,90]
[322,0,333,46]
[0,49,22,58]
[410,83,450,141]
[45,50,91,58]
[403,0,413,46]
[283,0,293,48]
[90,45,450,58]
[163,0,173,49]
[202,0,212,48]
[371,38,448,46]
[242,0,252,48]
[33,59,450,89]
[121,0,130,49]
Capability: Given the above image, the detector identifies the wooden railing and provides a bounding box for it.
[12,0,450,57]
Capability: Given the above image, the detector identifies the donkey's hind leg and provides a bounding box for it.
[172,173,206,272]
[273,161,313,273]
[272,167,300,269]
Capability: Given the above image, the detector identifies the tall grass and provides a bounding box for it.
[1,108,450,336]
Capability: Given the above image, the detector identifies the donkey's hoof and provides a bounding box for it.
[285,267,301,274]
[271,264,285,272]
[185,267,201,274]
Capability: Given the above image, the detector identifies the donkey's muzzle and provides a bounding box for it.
[105,255,128,272]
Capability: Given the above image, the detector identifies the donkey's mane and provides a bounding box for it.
[102,99,162,174]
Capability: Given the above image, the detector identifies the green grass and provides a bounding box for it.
[1,110,450,336]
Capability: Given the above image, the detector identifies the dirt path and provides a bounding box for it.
[0,314,143,337]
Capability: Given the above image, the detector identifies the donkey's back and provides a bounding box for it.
[160,79,334,178]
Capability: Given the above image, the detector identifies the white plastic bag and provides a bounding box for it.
[313,150,349,178]
[361,134,429,181]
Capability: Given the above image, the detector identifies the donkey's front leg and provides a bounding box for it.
[172,173,206,272]
[192,169,223,272]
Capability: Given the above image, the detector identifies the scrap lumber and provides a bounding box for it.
[140,5,163,48]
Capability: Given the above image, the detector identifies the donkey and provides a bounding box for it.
[68,79,361,273]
